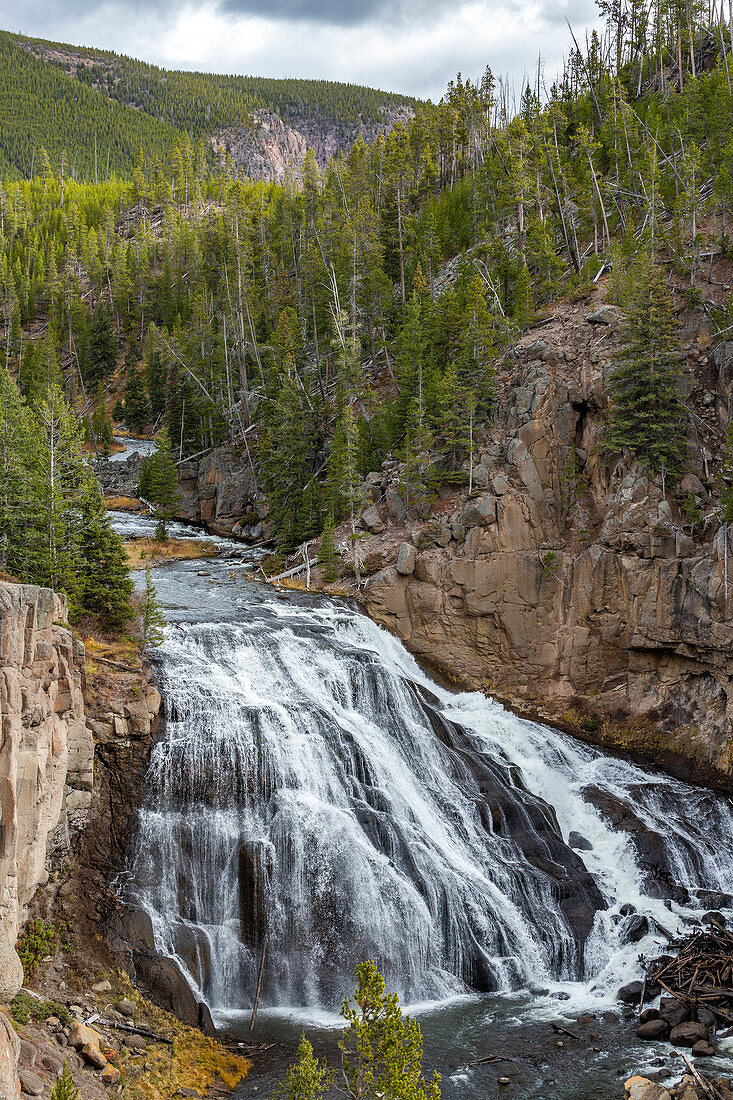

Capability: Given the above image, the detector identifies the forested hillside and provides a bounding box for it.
[2,0,733,621]
[0,30,416,181]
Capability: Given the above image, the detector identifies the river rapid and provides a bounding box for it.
[110,513,733,1098]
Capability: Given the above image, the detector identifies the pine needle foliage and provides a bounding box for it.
[51,1064,79,1100]
[278,963,440,1100]
[139,563,166,649]
[599,260,689,479]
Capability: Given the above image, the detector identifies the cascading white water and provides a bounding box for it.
[122,566,733,1020]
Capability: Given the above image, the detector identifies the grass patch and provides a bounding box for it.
[109,976,250,1100]
[105,495,143,511]
[125,538,216,569]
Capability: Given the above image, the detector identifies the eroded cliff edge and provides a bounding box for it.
[0,579,164,1094]
[357,295,733,791]
[0,583,92,999]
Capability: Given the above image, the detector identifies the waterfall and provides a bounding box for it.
[122,582,733,1018]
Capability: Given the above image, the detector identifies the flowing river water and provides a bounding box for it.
[110,513,733,1098]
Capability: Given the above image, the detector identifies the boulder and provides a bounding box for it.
[19,1041,36,1068]
[624,1077,672,1100]
[69,1022,103,1051]
[586,305,620,328]
[568,831,593,851]
[359,505,384,534]
[471,464,490,488]
[620,913,650,944]
[637,1018,670,1041]
[81,1042,108,1069]
[461,494,497,529]
[396,544,416,576]
[660,998,691,1028]
[19,1070,45,1096]
[116,998,136,1018]
[639,1008,661,1024]
[101,1065,122,1086]
[92,979,112,994]
[1,1013,20,1100]
[491,472,510,495]
[680,474,706,497]
[385,488,407,523]
[669,1021,708,1047]
[618,980,645,1005]
[691,1040,715,1056]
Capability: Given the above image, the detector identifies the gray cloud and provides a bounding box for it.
[0,0,598,102]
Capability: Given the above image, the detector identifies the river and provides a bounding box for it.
[109,513,733,1098]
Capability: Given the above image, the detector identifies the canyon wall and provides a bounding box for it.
[357,295,733,790]
[0,582,93,1000]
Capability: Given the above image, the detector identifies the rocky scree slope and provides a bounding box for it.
[352,286,733,790]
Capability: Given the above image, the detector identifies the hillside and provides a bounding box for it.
[0,30,417,181]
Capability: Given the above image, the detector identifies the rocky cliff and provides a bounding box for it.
[355,291,733,791]
[0,583,92,1000]
[211,104,414,184]
[97,443,265,538]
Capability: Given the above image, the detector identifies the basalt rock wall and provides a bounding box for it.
[359,296,733,791]
[0,582,92,999]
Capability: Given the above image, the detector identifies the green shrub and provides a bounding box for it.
[10,993,71,1027]
[51,1064,79,1100]
[579,714,601,733]
[681,493,702,527]
[16,919,58,979]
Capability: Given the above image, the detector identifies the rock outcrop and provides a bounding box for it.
[179,444,264,537]
[0,583,92,999]
[96,442,266,539]
[357,295,733,789]
[211,104,414,184]
[0,1009,20,1098]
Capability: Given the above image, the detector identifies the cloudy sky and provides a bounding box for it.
[1,0,598,101]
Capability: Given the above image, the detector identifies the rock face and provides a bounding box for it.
[0,1011,20,1098]
[359,298,733,789]
[96,442,265,539]
[179,445,263,538]
[0,583,92,999]
[210,104,414,184]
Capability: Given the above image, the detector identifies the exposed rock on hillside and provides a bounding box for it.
[211,104,414,183]
[0,583,92,1000]
[97,443,265,538]
[351,291,733,789]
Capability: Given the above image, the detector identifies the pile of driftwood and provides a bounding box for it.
[642,916,733,1026]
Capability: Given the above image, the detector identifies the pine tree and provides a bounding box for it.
[139,562,166,648]
[513,264,533,329]
[51,1064,79,1100]
[339,962,441,1100]
[123,359,150,433]
[78,476,134,627]
[138,427,181,536]
[145,337,167,422]
[318,512,339,583]
[277,964,440,1100]
[85,305,118,383]
[328,404,365,581]
[91,382,113,458]
[599,261,689,479]
[275,1034,333,1100]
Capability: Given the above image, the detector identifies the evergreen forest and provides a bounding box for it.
[2,0,733,619]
